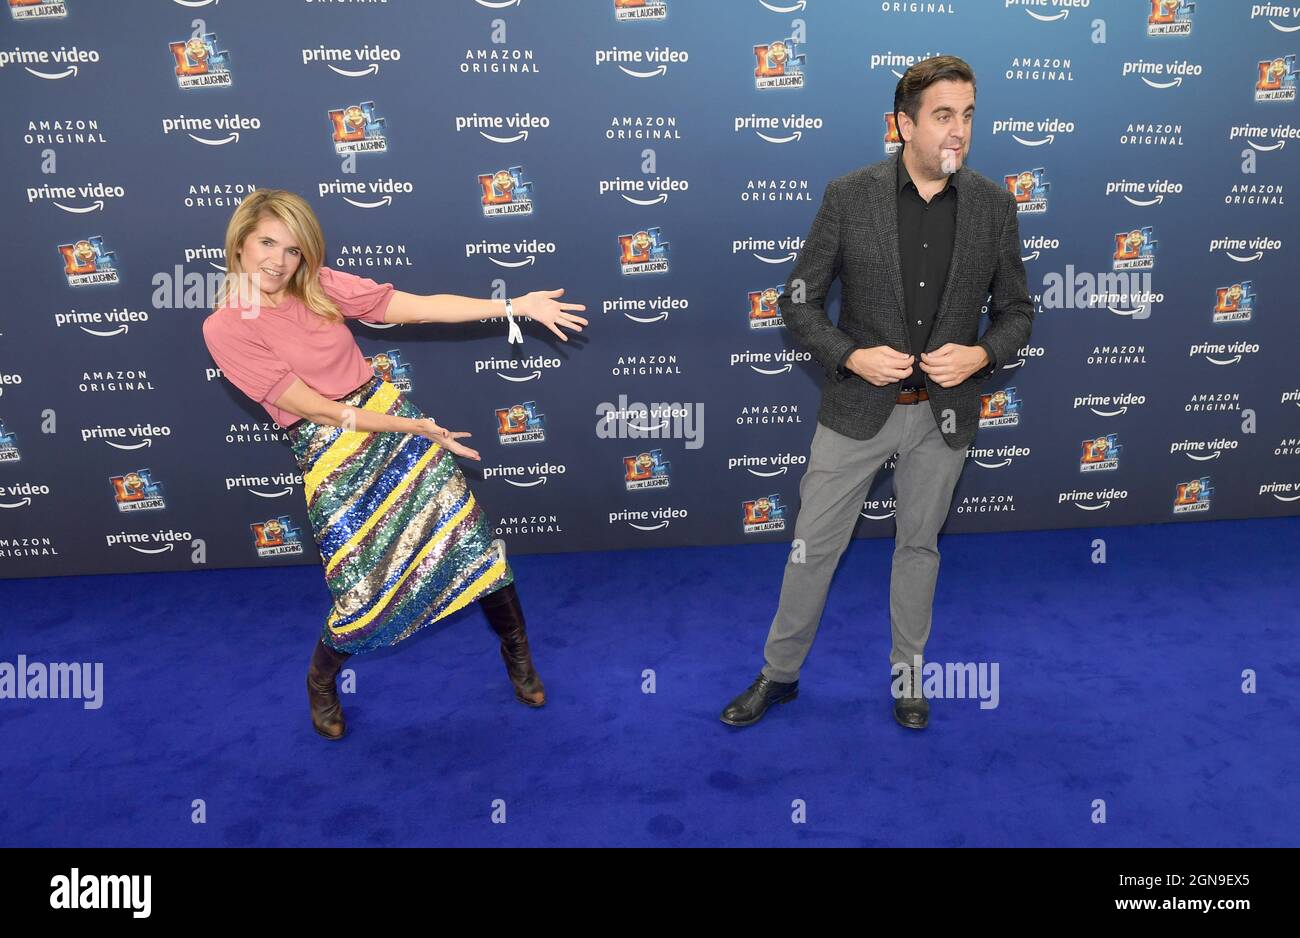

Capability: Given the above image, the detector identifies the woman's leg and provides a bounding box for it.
[479,584,545,707]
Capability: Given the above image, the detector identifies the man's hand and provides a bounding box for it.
[918,343,989,388]
[845,346,916,386]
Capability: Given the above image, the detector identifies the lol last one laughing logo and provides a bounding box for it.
[1113,227,1157,271]
[1147,0,1194,37]
[251,516,303,559]
[58,236,118,286]
[169,33,232,90]
[1255,54,1297,103]
[1173,477,1212,515]
[479,166,535,218]
[328,102,388,154]
[754,36,805,90]
[618,228,670,275]
[9,0,66,20]
[614,0,667,21]
[1005,168,1049,214]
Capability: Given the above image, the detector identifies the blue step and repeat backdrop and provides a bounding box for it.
[1,0,1297,577]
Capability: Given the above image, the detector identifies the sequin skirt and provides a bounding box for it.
[286,376,513,655]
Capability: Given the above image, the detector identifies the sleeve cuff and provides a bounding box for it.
[833,345,856,381]
[369,287,396,325]
[262,370,301,409]
[977,341,997,377]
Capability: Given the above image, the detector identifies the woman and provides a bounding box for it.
[201,189,587,740]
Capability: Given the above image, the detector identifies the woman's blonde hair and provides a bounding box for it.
[219,189,341,323]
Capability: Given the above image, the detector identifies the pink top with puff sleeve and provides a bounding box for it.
[202,267,395,428]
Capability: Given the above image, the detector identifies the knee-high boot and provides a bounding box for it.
[479,584,545,707]
[307,637,352,739]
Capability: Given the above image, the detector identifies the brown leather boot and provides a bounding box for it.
[307,638,352,739]
[479,584,545,707]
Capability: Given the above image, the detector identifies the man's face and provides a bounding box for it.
[899,79,975,179]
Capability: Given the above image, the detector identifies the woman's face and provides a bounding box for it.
[239,215,303,298]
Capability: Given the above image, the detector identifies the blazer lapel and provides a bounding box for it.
[933,164,977,329]
[866,152,906,330]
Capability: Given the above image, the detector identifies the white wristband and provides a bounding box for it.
[504,297,523,346]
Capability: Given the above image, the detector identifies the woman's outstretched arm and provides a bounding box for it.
[383,288,587,341]
[273,378,480,460]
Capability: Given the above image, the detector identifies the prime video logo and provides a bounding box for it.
[50,869,150,918]
[0,655,103,709]
[596,394,704,450]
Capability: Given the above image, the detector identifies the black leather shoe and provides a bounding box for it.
[892,667,929,730]
[720,674,799,727]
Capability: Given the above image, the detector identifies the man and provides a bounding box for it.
[720,56,1034,730]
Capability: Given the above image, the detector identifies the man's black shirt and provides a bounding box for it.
[896,156,957,390]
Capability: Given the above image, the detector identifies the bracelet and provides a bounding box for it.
[504,297,523,346]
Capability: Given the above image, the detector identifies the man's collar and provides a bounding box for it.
[897,151,959,195]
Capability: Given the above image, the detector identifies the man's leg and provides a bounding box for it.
[888,406,969,670]
[762,410,908,683]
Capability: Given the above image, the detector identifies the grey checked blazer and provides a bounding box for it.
[778,151,1035,451]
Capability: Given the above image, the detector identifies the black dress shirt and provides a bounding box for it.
[896,158,957,390]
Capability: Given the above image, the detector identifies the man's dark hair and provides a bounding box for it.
[893,55,977,137]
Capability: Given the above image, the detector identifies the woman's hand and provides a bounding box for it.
[515,289,588,342]
[413,418,480,461]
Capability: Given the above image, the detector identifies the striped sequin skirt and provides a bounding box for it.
[286,375,513,655]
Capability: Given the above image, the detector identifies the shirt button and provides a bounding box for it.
[916,319,923,325]
[923,242,929,249]
[919,281,926,287]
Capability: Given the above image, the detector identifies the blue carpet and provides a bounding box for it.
[1,517,1296,847]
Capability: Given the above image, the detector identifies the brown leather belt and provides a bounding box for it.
[896,387,929,405]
